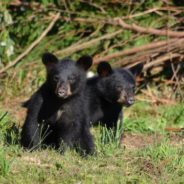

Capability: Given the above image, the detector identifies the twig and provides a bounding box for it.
[55,29,123,57]
[136,97,176,105]
[22,27,121,68]
[114,39,184,68]
[93,38,179,64]
[120,7,165,19]
[94,33,140,58]
[114,18,184,38]
[165,127,184,132]
[0,12,60,74]
[170,62,182,96]
[140,89,176,105]
[80,0,106,13]
[144,53,181,70]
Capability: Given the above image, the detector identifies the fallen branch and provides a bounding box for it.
[144,53,182,70]
[55,29,123,57]
[58,13,184,38]
[165,127,184,132]
[112,38,184,70]
[136,97,176,105]
[114,18,184,38]
[120,7,182,20]
[93,38,179,64]
[140,89,177,105]
[0,12,60,74]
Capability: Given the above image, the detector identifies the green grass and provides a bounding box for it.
[0,102,184,183]
[0,150,11,177]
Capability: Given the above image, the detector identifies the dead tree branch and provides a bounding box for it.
[144,53,182,70]
[94,38,181,64]
[55,29,123,57]
[114,18,184,38]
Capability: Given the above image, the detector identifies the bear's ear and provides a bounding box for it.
[42,52,58,71]
[97,62,112,77]
[76,55,93,71]
[129,63,143,76]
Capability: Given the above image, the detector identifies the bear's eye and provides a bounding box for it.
[53,75,59,82]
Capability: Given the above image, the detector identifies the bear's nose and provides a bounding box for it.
[58,87,66,96]
[127,97,135,105]
[57,83,68,97]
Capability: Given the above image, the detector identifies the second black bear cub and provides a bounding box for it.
[21,53,94,155]
[87,62,143,128]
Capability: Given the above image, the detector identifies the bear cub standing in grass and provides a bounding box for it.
[87,62,143,129]
[21,53,94,155]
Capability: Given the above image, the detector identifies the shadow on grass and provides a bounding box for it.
[0,111,20,146]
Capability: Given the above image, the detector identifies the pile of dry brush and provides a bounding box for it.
[1,1,184,102]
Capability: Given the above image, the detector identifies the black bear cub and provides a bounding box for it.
[21,53,94,155]
[87,62,143,129]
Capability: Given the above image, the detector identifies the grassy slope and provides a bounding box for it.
[0,101,184,184]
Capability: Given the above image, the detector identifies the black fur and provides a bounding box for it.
[87,62,143,128]
[21,53,94,155]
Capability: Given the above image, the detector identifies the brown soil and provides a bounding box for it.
[121,133,184,149]
[1,96,27,126]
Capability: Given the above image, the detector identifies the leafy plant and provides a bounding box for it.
[100,121,123,147]
[0,4,14,65]
[96,121,124,155]
[0,150,11,176]
[0,112,20,145]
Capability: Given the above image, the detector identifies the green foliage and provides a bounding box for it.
[0,1,182,99]
[124,118,154,133]
[135,140,184,182]
[0,1,179,65]
[96,121,124,156]
[0,4,14,65]
[124,102,184,134]
[100,121,123,146]
[0,150,11,177]
[0,112,20,146]
[159,104,184,125]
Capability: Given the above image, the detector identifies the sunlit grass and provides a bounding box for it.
[0,102,184,183]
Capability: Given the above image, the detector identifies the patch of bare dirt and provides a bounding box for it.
[121,133,184,150]
[1,96,27,126]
